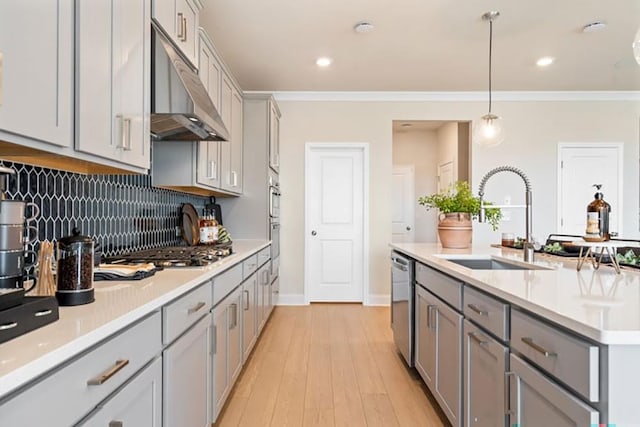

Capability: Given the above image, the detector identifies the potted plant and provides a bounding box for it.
[418,181,501,248]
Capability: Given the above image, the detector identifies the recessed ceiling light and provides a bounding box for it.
[354,22,374,34]
[536,56,555,67]
[401,123,412,127]
[316,57,332,67]
[582,21,606,33]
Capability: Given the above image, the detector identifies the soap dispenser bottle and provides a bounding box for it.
[585,184,611,241]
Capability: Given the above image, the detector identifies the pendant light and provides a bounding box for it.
[473,11,505,147]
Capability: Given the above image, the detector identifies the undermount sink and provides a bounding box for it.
[440,256,549,271]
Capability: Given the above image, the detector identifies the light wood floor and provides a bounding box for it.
[215,304,448,427]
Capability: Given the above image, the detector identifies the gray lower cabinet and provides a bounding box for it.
[242,272,258,362]
[257,263,270,331]
[463,320,508,427]
[508,354,599,426]
[77,357,163,427]
[415,283,462,426]
[211,286,243,422]
[163,313,212,427]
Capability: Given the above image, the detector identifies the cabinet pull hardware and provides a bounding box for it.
[87,359,129,385]
[177,13,184,39]
[504,371,521,423]
[182,16,187,42]
[262,270,269,285]
[109,422,123,427]
[0,322,18,331]
[469,331,488,346]
[231,171,238,187]
[426,304,437,329]
[244,290,250,310]
[207,160,217,179]
[34,309,52,317]
[521,337,556,357]
[467,303,488,316]
[504,371,515,416]
[123,118,132,151]
[212,324,217,355]
[188,301,206,314]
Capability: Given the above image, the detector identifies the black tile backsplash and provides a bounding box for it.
[1,160,207,260]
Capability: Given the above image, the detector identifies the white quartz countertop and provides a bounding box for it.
[390,243,640,346]
[0,239,270,399]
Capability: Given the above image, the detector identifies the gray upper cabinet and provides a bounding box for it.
[76,0,151,170]
[152,0,200,67]
[219,74,243,193]
[0,1,73,147]
[509,353,599,426]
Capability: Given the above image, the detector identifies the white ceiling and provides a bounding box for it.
[200,0,640,92]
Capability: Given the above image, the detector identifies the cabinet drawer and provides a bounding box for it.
[464,285,509,341]
[415,263,462,310]
[511,309,599,402]
[214,263,242,306]
[257,246,270,267]
[163,280,212,345]
[0,312,161,426]
[242,254,259,280]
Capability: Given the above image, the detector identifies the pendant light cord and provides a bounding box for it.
[488,18,493,114]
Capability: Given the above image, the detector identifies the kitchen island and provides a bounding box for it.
[391,242,640,427]
[0,239,271,426]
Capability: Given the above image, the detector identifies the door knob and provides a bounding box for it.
[311,230,317,236]
[406,226,412,231]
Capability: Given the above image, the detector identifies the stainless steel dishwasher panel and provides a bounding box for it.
[390,251,414,367]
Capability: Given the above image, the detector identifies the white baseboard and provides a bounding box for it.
[276,293,308,305]
[367,294,390,306]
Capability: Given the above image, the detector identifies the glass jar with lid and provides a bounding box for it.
[56,227,95,306]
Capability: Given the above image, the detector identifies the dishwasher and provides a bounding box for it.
[390,251,414,367]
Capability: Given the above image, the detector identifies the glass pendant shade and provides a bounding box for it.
[473,113,505,147]
[634,27,640,66]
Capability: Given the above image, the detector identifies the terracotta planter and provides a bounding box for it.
[438,213,472,249]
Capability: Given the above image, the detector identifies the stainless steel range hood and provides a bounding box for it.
[151,23,229,141]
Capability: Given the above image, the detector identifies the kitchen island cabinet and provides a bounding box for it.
[0,240,271,426]
[391,242,640,426]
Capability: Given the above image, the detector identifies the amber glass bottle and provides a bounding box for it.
[586,184,611,241]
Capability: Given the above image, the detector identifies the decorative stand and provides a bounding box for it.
[574,241,628,274]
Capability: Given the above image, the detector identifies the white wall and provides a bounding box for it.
[392,129,438,242]
[277,98,640,302]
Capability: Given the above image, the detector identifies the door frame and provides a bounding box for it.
[556,142,624,234]
[304,142,370,305]
[392,165,415,243]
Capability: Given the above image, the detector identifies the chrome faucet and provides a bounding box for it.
[478,166,534,262]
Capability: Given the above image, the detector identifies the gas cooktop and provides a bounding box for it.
[105,243,233,268]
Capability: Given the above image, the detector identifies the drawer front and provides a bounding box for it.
[214,263,243,306]
[257,246,271,267]
[242,254,259,280]
[163,280,213,345]
[464,285,509,341]
[415,263,462,310]
[511,309,599,402]
[0,312,161,426]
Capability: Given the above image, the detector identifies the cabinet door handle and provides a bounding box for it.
[182,16,188,42]
[187,301,206,315]
[0,322,18,331]
[87,359,129,385]
[426,305,437,329]
[177,12,184,39]
[123,118,132,151]
[229,303,238,329]
[212,324,217,355]
[520,337,556,357]
[262,269,269,285]
[207,160,217,179]
[34,309,53,317]
[468,331,488,346]
[244,290,250,310]
[467,303,488,316]
[505,371,518,417]
[231,171,238,187]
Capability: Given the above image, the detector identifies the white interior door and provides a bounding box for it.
[392,166,415,242]
[305,144,368,303]
[558,143,623,236]
[438,161,454,192]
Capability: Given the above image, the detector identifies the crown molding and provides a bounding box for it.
[243,90,640,102]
